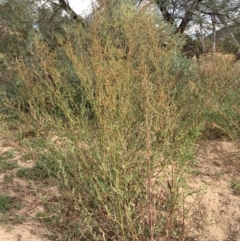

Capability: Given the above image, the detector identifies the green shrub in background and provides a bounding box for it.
[3,1,203,240]
[198,54,240,139]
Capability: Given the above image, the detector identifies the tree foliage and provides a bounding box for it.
[155,0,240,54]
[0,0,37,58]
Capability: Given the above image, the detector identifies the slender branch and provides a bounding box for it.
[50,0,85,26]
[176,0,202,34]
[156,0,203,33]
[155,0,175,24]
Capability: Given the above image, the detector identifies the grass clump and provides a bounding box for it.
[0,160,18,173]
[3,1,205,240]
[0,195,21,214]
[231,178,240,195]
[0,151,18,173]
[0,150,14,160]
[16,165,49,180]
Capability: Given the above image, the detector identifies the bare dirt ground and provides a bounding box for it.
[0,131,240,240]
[187,140,240,241]
[0,136,51,241]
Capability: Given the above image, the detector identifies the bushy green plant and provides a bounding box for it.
[198,54,240,139]
[3,1,203,240]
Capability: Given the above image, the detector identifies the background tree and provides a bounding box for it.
[138,0,240,56]
[0,0,37,87]
[0,0,37,58]
[0,0,78,96]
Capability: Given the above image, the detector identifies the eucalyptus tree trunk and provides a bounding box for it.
[211,13,217,54]
[200,23,206,53]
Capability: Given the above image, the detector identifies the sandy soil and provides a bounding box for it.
[0,137,51,241]
[0,133,240,240]
[0,222,48,241]
[187,140,240,241]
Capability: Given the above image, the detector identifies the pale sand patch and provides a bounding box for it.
[187,140,240,241]
[0,135,52,241]
[0,222,49,241]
